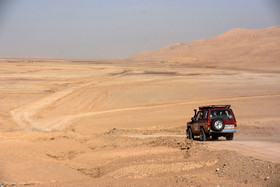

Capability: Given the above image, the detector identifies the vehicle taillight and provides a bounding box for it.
[234,122,237,127]
[207,122,210,128]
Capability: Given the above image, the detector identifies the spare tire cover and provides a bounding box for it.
[211,119,225,131]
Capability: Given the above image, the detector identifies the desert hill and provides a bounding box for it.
[130,26,280,65]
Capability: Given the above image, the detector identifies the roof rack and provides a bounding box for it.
[199,105,231,110]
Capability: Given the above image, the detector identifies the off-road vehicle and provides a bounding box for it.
[186,105,237,141]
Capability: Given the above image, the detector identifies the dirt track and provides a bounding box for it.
[1,60,280,186]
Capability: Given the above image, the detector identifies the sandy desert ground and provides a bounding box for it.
[0,58,279,186]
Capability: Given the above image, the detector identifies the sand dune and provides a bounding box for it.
[130,26,280,67]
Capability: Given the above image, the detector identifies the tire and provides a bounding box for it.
[186,128,193,140]
[211,119,225,131]
[212,134,219,140]
[226,133,234,140]
[199,128,207,141]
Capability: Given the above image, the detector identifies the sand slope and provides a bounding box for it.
[130,26,280,66]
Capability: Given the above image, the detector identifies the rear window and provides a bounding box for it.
[210,110,233,119]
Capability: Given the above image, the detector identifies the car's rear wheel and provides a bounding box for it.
[211,119,225,131]
[212,134,219,140]
[186,128,193,140]
[199,128,207,141]
[226,133,234,140]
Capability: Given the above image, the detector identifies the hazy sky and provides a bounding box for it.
[0,0,279,59]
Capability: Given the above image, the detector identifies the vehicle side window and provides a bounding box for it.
[204,111,208,119]
[196,111,207,120]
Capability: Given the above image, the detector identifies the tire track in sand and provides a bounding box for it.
[10,72,129,131]
[12,91,280,131]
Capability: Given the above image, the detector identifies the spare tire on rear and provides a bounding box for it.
[211,119,225,131]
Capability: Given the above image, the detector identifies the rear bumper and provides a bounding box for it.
[210,129,236,133]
